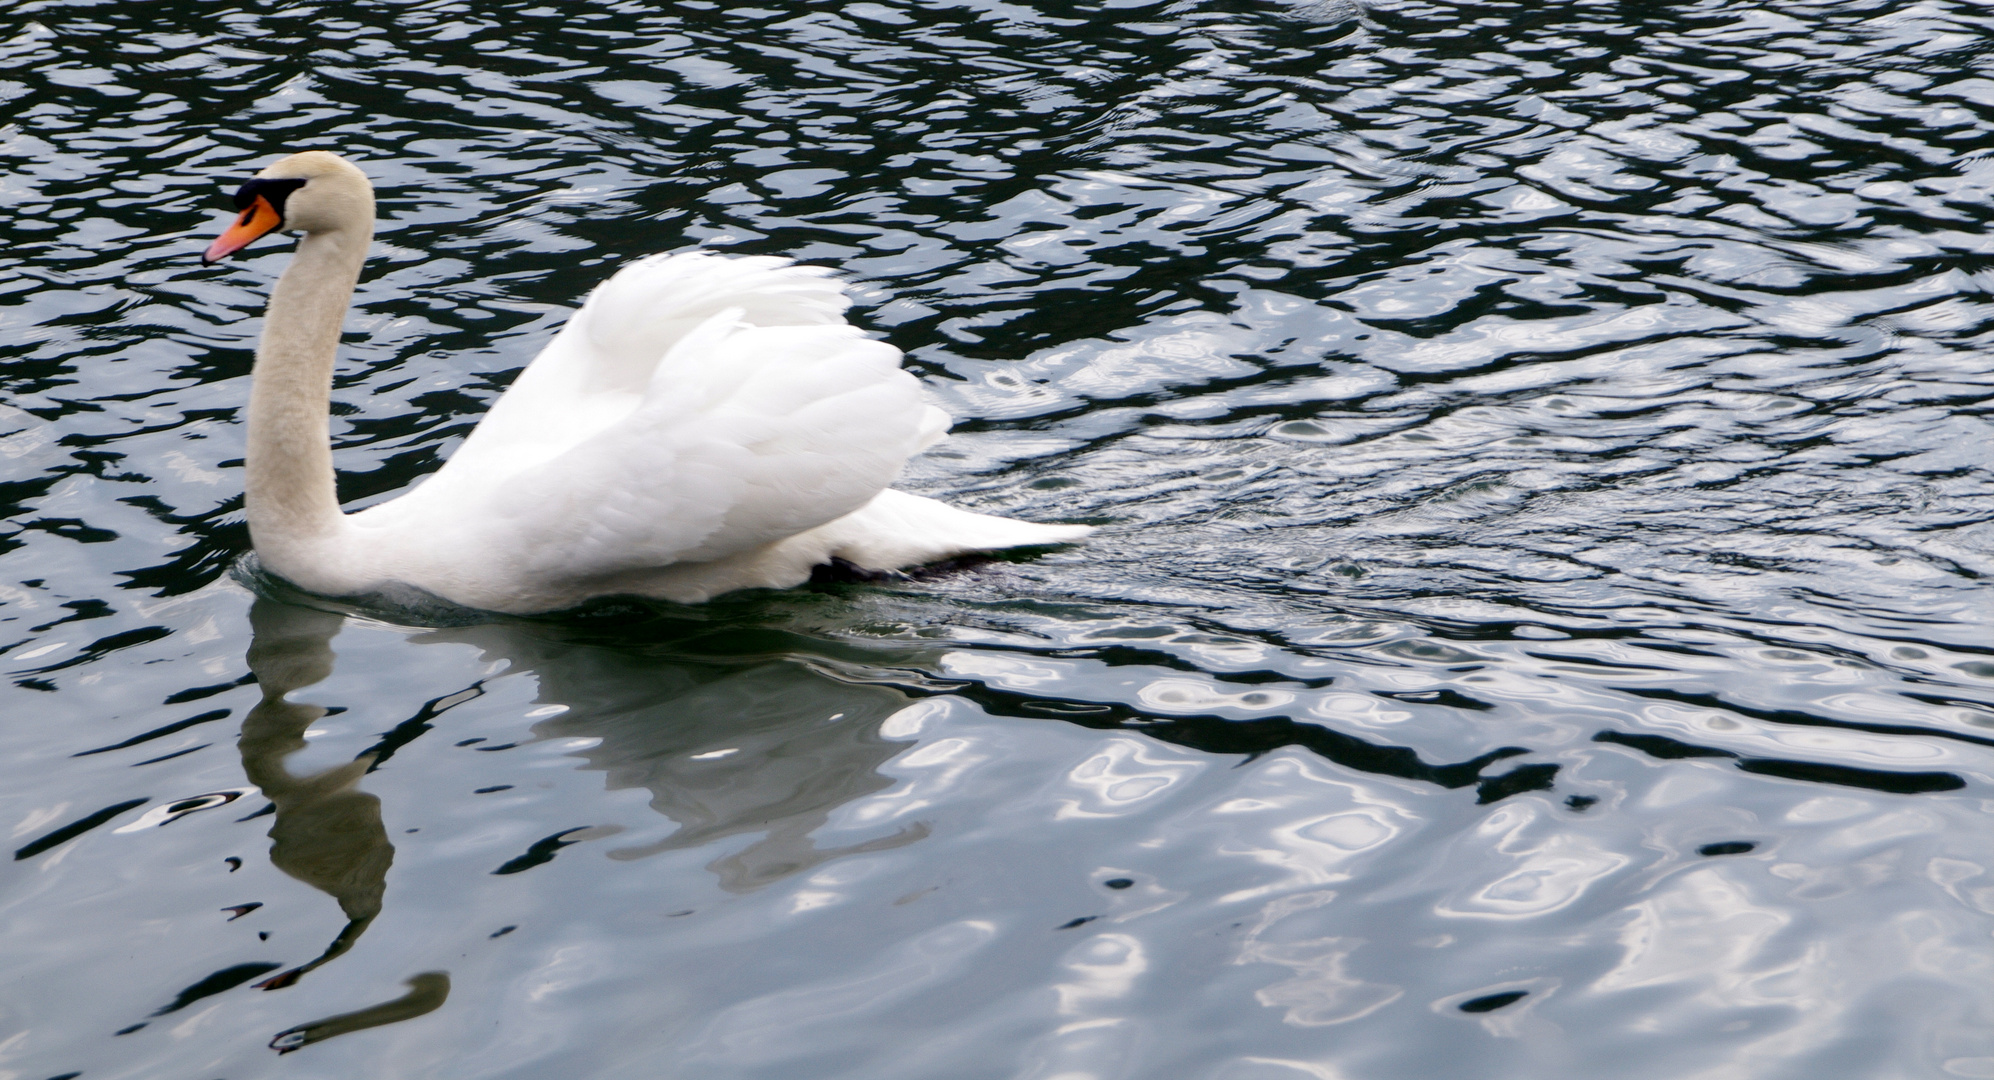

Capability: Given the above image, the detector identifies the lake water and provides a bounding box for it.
[5,0,1994,1076]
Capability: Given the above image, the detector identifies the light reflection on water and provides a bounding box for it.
[3,0,1994,1074]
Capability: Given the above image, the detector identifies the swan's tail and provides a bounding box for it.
[817,489,1093,571]
[624,487,1093,604]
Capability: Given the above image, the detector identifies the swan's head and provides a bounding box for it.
[203,151,374,264]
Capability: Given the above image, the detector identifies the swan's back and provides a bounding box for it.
[447,252,896,482]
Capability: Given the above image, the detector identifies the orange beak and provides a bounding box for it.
[203,195,283,264]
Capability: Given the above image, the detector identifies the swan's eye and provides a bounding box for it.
[231,176,307,217]
[205,177,307,264]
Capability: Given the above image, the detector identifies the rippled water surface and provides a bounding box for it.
[6,0,1994,1075]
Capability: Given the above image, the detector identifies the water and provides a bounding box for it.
[4,0,1994,1075]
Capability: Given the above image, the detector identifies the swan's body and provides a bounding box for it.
[209,152,1087,613]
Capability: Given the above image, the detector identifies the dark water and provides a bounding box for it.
[5,0,1994,1075]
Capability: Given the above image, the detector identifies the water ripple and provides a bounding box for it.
[3,0,1994,1074]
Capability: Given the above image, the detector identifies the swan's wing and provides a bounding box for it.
[357,251,951,591]
[486,311,934,579]
[435,251,871,487]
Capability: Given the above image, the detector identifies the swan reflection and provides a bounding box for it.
[235,594,942,1046]
[269,972,450,1055]
[239,599,393,990]
[411,620,929,893]
[240,598,444,1051]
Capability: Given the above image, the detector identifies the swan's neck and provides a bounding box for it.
[246,226,371,575]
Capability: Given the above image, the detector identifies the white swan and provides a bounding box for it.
[204,151,1089,614]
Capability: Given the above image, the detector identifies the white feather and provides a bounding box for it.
[342,252,1089,611]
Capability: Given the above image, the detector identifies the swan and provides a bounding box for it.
[203,151,1089,614]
